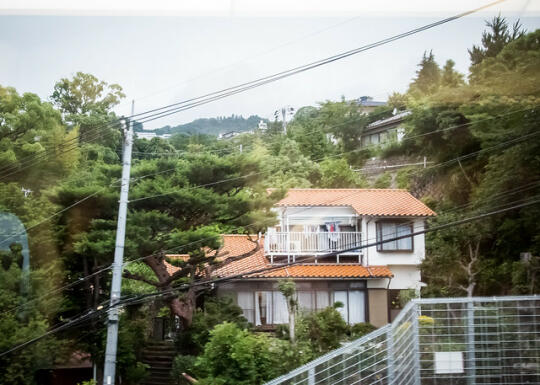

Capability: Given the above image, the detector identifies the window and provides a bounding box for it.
[237,292,254,323]
[333,290,366,324]
[376,221,413,251]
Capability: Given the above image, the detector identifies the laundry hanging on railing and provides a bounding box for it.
[325,222,340,241]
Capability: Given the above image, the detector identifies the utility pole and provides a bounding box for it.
[103,101,134,385]
[274,105,294,135]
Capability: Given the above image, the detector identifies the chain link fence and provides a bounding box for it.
[264,295,540,385]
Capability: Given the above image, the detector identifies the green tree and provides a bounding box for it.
[317,98,368,165]
[441,59,465,88]
[0,86,78,188]
[408,50,441,96]
[278,279,297,343]
[50,72,125,147]
[318,158,365,188]
[468,15,525,67]
[0,245,60,385]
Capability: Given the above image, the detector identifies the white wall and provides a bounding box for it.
[387,265,422,290]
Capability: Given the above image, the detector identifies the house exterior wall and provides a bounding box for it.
[367,289,389,327]
[216,279,387,326]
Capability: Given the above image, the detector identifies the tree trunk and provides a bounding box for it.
[289,308,295,343]
[143,254,197,328]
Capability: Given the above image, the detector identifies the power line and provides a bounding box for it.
[3,108,535,316]
[129,0,506,124]
[0,0,514,180]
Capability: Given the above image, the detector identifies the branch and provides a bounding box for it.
[122,271,161,287]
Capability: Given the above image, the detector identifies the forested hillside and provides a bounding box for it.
[0,16,538,385]
[138,114,265,136]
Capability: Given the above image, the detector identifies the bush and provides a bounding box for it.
[373,172,392,188]
[175,296,249,355]
[172,355,197,385]
[348,322,377,339]
[194,322,288,385]
[295,305,348,354]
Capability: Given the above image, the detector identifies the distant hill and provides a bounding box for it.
[136,115,266,136]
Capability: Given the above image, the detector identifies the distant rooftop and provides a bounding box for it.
[357,96,387,107]
[367,110,411,129]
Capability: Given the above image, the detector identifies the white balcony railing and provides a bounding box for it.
[264,231,362,254]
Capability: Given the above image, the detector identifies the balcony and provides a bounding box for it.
[264,231,362,255]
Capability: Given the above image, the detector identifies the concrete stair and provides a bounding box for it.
[142,340,176,385]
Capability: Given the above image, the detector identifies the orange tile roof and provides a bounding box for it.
[165,236,393,280]
[275,188,436,217]
[165,235,266,277]
[248,264,393,279]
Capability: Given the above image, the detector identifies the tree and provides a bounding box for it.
[408,50,441,96]
[278,279,297,344]
[50,72,125,146]
[317,98,368,165]
[422,216,490,297]
[0,86,78,189]
[0,244,61,385]
[318,158,365,188]
[468,15,525,67]
[441,59,465,88]
[58,151,280,329]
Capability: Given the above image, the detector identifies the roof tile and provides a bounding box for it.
[275,189,436,217]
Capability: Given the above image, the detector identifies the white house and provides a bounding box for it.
[168,188,435,327]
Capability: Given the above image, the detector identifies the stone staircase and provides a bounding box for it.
[142,340,176,385]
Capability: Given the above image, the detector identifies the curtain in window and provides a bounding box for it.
[316,291,329,310]
[255,291,273,325]
[348,290,366,324]
[272,291,289,324]
[396,224,412,250]
[333,291,348,323]
[297,292,313,311]
[380,222,397,250]
[237,292,254,323]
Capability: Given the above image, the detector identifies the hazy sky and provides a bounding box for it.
[1,1,539,129]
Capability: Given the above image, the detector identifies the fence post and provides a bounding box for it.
[387,327,394,384]
[466,300,476,385]
[308,367,315,385]
[411,303,422,385]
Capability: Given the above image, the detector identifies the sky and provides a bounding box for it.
[1,0,539,130]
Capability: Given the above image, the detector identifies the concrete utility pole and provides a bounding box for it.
[274,105,294,135]
[103,101,135,385]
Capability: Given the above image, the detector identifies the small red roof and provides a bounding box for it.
[275,188,436,217]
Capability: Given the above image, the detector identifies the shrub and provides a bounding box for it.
[295,305,348,354]
[194,322,288,385]
[175,296,249,355]
[349,322,377,339]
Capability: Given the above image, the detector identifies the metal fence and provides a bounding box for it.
[264,295,540,385]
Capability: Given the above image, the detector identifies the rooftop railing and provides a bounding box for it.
[264,231,362,255]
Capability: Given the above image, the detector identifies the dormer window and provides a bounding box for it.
[376,221,413,251]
